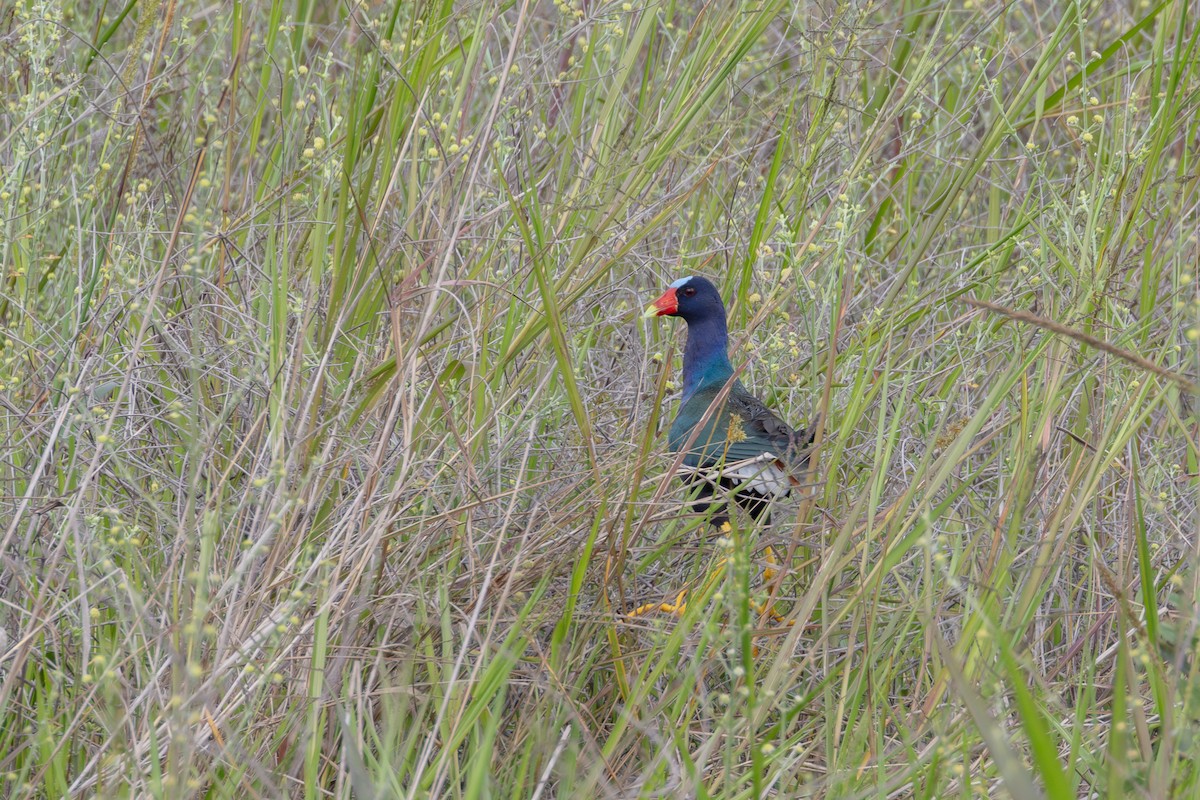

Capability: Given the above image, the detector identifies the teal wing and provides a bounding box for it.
[668,383,814,474]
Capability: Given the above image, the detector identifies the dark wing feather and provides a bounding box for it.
[724,388,816,470]
[669,382,815,494]
[668,381,816,523]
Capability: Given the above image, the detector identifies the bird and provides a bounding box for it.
[644,275,815,527]
[633,275,816,618]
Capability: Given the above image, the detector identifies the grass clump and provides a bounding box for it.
[0,0,1197,797]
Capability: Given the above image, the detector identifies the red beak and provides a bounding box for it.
[644,287,678,317]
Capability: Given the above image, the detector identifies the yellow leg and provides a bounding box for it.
[751,545,790,625]
[762,545,779,582]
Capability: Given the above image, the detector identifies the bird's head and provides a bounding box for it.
[643,276,725,324]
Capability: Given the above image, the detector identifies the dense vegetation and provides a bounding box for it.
[1,0,1197,796]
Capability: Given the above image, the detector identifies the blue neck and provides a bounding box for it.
[681,314,734,402]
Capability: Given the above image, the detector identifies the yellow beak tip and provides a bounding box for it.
[642,305,660,319]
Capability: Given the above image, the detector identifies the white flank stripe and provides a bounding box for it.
[676,453,791,498]
[726,455,790,497]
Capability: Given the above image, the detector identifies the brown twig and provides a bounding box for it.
[964,296,1199,394]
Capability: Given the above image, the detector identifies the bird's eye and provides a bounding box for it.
[682,287,696,297]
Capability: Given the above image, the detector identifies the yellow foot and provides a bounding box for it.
[750,597,791,625]
[629,556,730,618]
[629,589,689,618]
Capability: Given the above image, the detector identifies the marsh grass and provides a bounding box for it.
[1,0,1197,797]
